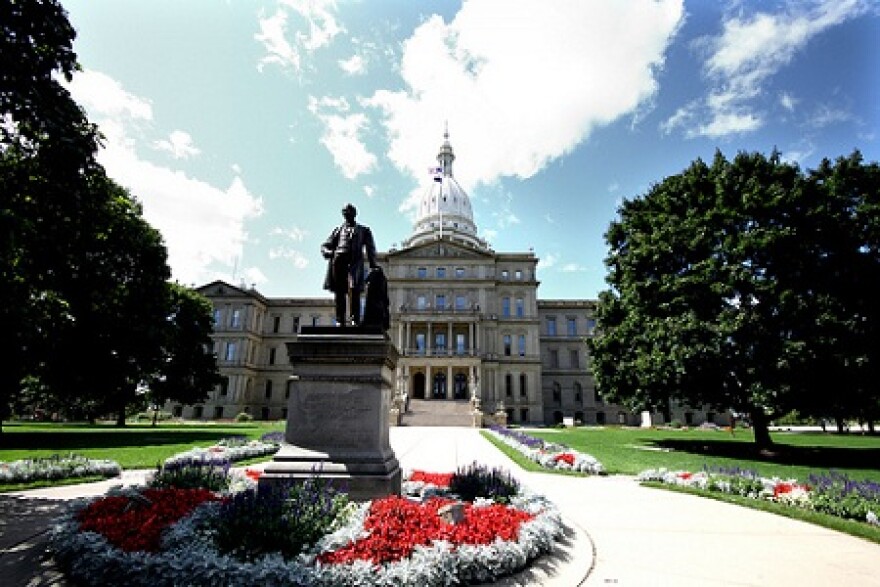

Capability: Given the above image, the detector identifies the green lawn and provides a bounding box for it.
[0,421,285,469]
[520,426,880,482]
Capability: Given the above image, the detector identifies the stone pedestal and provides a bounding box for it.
[260,326,401,501]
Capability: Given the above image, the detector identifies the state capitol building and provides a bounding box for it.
[180,133,725,428]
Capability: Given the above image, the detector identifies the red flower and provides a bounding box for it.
[773,482,809,498]
[678,472,693,480]
[553,453,575,466]
[409,470,454,487]
[77,488,219,552]
[244,468,262,481]
[318,496,535,566]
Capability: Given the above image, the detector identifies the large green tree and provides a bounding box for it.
[148,283,222,426]
[1,0,102,426]
[589,151,880,448]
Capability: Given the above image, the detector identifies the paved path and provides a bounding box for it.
[3,427,880,586]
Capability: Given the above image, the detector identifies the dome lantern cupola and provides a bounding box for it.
[401,128,490,251]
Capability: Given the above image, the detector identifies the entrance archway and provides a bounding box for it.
[413,372,426,399]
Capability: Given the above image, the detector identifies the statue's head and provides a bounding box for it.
[342,203,357,222]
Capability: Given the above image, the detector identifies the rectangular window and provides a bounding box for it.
[219,377,229,396]
[436,267,446,278]
[213,309,222,327]
[515,298,524,317]
[502,297,511,317]
[515,269,523,280]
[501,269,509,280]
[547,317,557,336]
[193,406,204,419]
[570,349,579,369]
[416,333,426,354]
[503,335,512,356]
[518,334,526,356]
[520,374,527,396]
[436,294,446,309]
[567,317,577,336]
[586,318,597,334]
[456,333,466,354]
[231,309,242,328]
[417,295,427,310]
[505,374,513,397]
[549,349,558,368]
[417,267,427,278]
[455,267,465,278]
[272,316,280,333]
[519,408,528,423]
[225,341,237,362]
[435,332,446,351]
[265,380,273,399]
[293,316,300,333]
[285,381,292,400]
[455,295,466,310]
[313,316,321,326]
[269,347,276,365]
[213,406,224,419]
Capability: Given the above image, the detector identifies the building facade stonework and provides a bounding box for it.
[176,134,726,427]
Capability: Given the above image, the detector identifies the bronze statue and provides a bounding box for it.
[321,204,378,326]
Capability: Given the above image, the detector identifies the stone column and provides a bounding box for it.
[260,327,401,501]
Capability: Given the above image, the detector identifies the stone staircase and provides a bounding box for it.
[401,399,475,427]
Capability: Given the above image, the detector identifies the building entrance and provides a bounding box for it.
[453,373,468,400]
[413,372,426,399]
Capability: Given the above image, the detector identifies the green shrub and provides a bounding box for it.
[670,420,682,429]
[213,477,348,561]
[235,412,254,422]
[448,462,520,504]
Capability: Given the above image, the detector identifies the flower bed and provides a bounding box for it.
[163,433,280,466]
[52,465,563,586]
[638,467,880,527]
[487,425,605,475]
[0,453,121,485]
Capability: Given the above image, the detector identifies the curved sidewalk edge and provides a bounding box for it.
[485,519,595,587]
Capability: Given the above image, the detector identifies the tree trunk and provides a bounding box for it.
[835,416,846,434]
[152,409,159,427]
[750,409,773,449]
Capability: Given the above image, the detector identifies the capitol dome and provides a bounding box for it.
[401,130,490,251]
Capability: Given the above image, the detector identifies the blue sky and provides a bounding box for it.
[61,0,879,300]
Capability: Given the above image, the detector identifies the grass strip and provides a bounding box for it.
[641,481,880,546]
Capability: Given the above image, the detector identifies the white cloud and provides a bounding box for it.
[268,246,310,269]
[66,69,264,286]
[779,92,798,112]
[256,0,344,72]
[255,9,301,72]
[676,0,869,138]
[271,226,308,241]
[309,96,377,179]
[64,69,153,121]
[153,130,201,159]
[562,263,587,273]
[538,253,559,269]
[363,185,375,198]
[242,267,269,286]
[365,0,684,197]
[339,54,366,75]
[807,103,853,128]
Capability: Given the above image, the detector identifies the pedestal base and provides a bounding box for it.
[259,327,401,501]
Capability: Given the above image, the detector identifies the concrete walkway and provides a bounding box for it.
[3,427,880,586]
